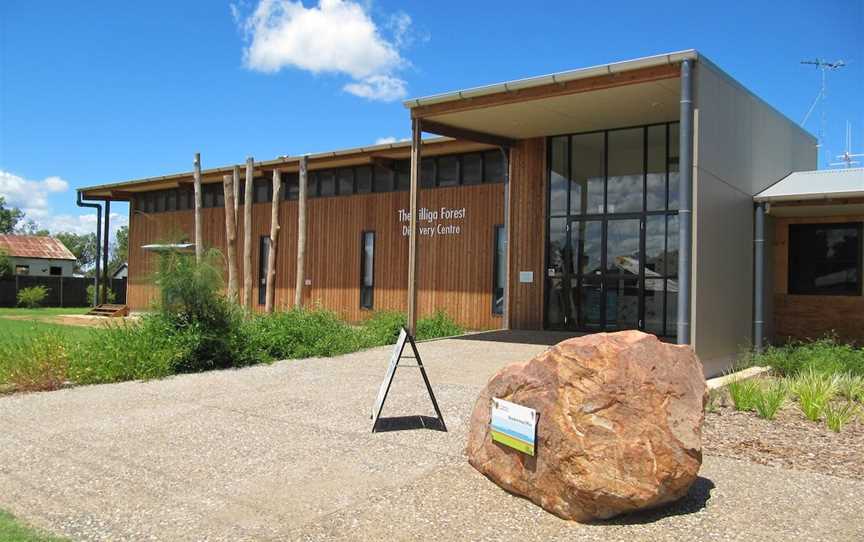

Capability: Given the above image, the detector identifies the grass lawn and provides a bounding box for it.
[0,510,66,542]
[0,308,94,346]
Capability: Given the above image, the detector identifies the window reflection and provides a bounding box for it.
[570,133,604,215]
[607,129,643,214]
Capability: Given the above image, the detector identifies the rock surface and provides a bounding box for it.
[466,330,707,522]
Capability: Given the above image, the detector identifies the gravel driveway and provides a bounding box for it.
[1,331,861,541]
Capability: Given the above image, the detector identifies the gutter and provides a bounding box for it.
[754,190,864,203]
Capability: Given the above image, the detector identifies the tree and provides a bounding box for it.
[108,225,128,273]
[0,196,24,234]
[16,218,50,236]
[56,232,97,275]
[0,249,11,277]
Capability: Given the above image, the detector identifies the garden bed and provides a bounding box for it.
[704,380,864,480]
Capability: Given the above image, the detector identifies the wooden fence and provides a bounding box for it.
[0,276,127,308]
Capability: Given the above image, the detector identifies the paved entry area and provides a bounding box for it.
[1,332,862,541]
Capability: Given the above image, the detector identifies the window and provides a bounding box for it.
[15,265,29,275]
[420,158,435,188]
[355,166,373,194]
[394,160,410,191]
[483,150,505,184]
[360,231,375,309]
[437,155,459,187]
[254,178,272,203]
[338,168,354,195]
[307,172,319,198]
[462,153,482,185]
[493,225,506,314]
[50,266,62,276]
[283,173,299,200]
[373,165,393,193]
[258,236,269,305]
[319,169,336,197]
[789,223,861,295]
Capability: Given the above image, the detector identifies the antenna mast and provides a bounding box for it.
[800,58,846,163]
[830,121,863,168]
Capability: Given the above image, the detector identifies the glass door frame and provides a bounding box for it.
[543,121,679,335]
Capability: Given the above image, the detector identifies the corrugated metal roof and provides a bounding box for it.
[0,235,77,260]
[754,168,864,202]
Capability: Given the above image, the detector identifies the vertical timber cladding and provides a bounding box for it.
[127,181,505,330]
[508,138,547,329]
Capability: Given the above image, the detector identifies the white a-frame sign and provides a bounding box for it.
[370,327,446,433]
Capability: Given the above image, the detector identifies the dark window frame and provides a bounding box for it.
[360,230,375,310]
[788,222,862,296]
[492,224,505,315]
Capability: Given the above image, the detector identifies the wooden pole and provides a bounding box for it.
[294,155,308,308]
[222,173,238,302]
[265,169,282,313]
[193,153,203,263]
[242,157,254,310]
[232,165,240,226]
[407,118,421,335]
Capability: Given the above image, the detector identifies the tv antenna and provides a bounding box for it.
[800,58,845,162]
[830,121,863,168]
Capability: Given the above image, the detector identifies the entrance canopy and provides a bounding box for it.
[404,50,693,140]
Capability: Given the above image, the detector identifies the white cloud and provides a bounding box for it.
[234,0,413,102]
[344,75,406,101]
[374,135,409,145]
[42,212,128,238]
[0,170,70,221]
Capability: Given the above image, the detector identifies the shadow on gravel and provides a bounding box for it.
[372,415,447,433]
[456,330,587,346]
[601,476,716,525]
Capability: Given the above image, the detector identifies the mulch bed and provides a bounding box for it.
[703,395,864,481]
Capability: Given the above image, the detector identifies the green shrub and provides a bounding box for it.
[824,402,858,433]
[792,369,837,421]
[0,332,71,392]
[753,380,788,420]
[151,250,258,372]
[358,310,405,347]
[416,310,463,340]
[727,378,760,412]
[246,307,359,360]
[17,286,48,308]
[69,317,179,384]
[752,337,864,378]
[836,373,864,403]
[86,284,116,305]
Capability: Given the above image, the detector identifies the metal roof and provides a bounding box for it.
[0,235,76,260]
[754,168,864,202]
[403,50,698,109]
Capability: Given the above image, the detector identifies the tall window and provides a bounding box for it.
[493,225,506,315]
[789,223,861,295]
[360,231,375,309]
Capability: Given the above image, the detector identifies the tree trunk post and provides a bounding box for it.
[294,155,308,308]
[193,152,203,263]
[265,169,282,313]
[232,165,240,226]
[242,157,254,310]
[222,173,239,302]
[407,118,422,335]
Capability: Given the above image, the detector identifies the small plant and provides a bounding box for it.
[705,388,722,413]
[792,369,837,421]
[358,310,405,346]
[87,284,117,305]
[17,285,49,308]
[753,380,788,420]
[0,331,71,392]
[727,377,760,412]
[836,373,864,403]
[824,402,857,433]
[416,310,463,340]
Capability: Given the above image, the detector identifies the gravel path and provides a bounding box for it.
[1,332,862,541]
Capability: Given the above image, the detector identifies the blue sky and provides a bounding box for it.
[1,0,862,237]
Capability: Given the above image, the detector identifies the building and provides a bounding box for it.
[112,262,128,279]
[79,50,819,375]
[0,235,76,277]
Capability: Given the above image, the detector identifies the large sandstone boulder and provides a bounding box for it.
[466,330,707,522]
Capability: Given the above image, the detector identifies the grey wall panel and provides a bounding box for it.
[691,62,816,375]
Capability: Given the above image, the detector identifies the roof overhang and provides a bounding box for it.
[755,168,864,217]
[78,137,495,199]
[406,50,694,140]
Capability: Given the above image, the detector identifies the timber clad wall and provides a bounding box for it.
[773,215,864,344]
[508,138,546,329]
[128,183,505,330]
